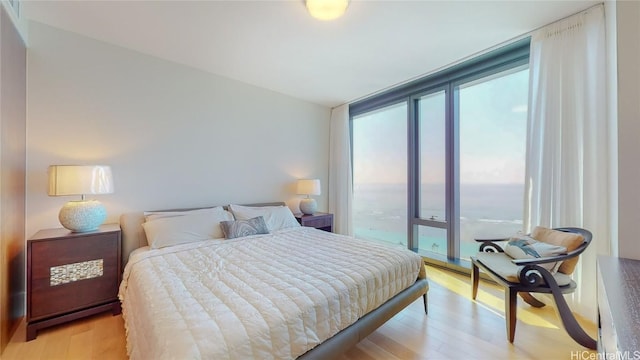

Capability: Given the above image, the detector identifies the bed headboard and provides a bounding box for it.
[119,202,286,269]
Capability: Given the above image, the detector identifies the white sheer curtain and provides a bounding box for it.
[524,4,608,321]
[328,104,353,235]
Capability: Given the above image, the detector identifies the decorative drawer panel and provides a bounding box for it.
[50,259,104,286]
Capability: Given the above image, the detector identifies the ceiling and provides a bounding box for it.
[21,0,600,108]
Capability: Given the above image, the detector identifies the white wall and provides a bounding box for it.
[26,21,330,238]
[615,0,640,260]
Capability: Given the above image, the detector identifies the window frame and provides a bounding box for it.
[350,38,530,261]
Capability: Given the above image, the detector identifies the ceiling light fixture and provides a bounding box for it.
[305,0,349,21]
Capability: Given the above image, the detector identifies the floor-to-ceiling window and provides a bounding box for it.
[350,39,530,262]
[352,102,408,248]
[458,66,529,259]
[415,90,448,257]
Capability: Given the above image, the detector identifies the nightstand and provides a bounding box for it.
[26,224,122,341]
[295,212,333,232]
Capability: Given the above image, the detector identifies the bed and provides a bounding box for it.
[118,203,428,359]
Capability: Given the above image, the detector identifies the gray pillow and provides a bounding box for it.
[220,216,270,239]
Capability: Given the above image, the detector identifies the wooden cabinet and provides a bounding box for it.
[597,256,640,357]
[26,224,122,341]
[295,212,333,232]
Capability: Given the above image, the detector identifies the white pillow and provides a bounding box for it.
[229,204,300,231]
[144,206,227,223]
[504,235,567,273]
[143,209,234,249]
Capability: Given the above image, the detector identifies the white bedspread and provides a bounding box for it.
[119,227,425,360]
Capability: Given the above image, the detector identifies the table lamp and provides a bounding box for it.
[48,165,114,232]
[297,179,321,215]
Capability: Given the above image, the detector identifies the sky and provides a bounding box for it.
[353,67,529,185]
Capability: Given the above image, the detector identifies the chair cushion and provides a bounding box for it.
[475,252,572,287]
[504,235,567,273]
[531,227,584,274]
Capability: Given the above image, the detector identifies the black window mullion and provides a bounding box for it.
[447,83,460,260]
[407,96,418,252]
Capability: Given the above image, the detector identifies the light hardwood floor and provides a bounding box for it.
[2,265,597,359]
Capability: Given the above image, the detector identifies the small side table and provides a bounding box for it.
[26,224,122,341]
[295,212,333,232]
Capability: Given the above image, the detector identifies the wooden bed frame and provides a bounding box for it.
[119,202,429,359]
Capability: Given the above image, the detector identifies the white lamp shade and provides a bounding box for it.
[297,179,321,196]
[48,165,114,196]
[306,0,349,21]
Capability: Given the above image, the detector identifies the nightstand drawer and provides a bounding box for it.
[295,213,333,232]
[28,232,120,321]
[301,216,332,229]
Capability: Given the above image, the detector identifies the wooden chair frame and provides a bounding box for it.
[470,227,597,349]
